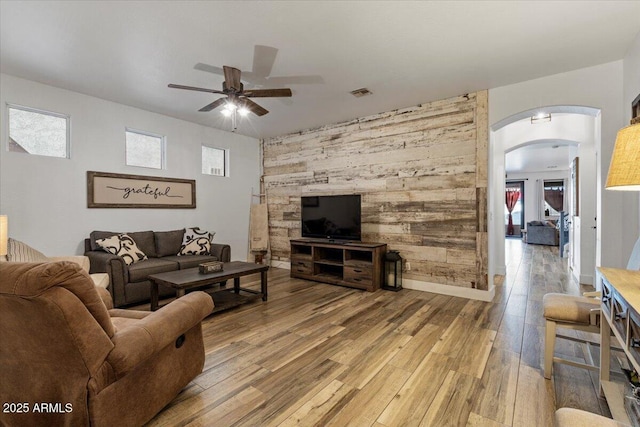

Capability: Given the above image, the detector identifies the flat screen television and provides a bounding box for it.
[301,194,361,241]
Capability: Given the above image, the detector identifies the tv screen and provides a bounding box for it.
[301,195,361,241]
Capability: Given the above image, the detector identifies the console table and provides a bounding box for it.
[599,267,640,424]
[290,239,386,291]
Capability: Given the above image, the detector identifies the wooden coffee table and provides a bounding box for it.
[148,261,269,312]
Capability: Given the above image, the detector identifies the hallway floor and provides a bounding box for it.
[502,238,612,420]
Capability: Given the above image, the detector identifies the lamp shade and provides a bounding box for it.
[606,123,640,191]
[0,215,7,257]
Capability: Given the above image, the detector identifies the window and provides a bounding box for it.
[544,180,564,217]
[202,146,227,177]
[505,181,524,236]
[125,129,164,169]
[8,104,70,158]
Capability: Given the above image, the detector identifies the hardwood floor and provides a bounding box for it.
[146,240,612,426]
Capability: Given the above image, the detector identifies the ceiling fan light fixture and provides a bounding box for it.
[531,112,551,124]
[221,109,233,117]
[238,107,250,117]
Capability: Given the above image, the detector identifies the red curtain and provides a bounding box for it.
[506,190,520,235]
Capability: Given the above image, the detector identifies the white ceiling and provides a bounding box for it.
[1,1,639,139]
[505,140,576,174]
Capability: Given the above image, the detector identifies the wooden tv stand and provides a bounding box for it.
[289,238,387,292]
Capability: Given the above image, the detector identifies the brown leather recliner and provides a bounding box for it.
[0,261,213,427]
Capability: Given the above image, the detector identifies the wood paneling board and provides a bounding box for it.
[475,90,489,188]
[419,369,482,427]
[470,347,519,425]
[263,92,489,289]
[377,351,454,427]
[476,231,489,290]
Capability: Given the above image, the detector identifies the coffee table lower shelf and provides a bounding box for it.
[205,288,263,314]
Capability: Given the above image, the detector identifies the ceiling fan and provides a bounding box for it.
[168,65,292,118]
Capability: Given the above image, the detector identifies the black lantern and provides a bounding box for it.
[383,250,403,291]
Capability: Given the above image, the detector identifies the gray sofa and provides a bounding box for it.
[525,221,559,246]
[85,229,230,308]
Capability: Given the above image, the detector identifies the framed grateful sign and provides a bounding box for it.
[87,171,196,208]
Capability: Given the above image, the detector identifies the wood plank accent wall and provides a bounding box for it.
[262,91,489,291]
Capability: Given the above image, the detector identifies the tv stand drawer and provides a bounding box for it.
[291,259,313,275]
[344,266,372,283]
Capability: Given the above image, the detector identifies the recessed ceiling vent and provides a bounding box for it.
[350,88,373,98]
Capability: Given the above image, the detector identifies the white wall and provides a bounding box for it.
[0,74,261,259]
[623,31,640,250]
[489,61,629,284]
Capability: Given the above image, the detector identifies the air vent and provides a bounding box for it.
[350,88,373,98]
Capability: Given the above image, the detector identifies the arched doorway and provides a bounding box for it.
[488,106,601,288]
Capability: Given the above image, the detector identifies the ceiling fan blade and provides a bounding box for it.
[252,45,278,78]
[242,88,292,98]
[198,98,227,112]
[168,84,224,94]
[193,63,224,76]
[240,98,269,116]
[223,66,242,91]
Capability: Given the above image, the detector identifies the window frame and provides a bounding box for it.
[124,127,166,170]
[201,145,229,177]
[6,103,71,159]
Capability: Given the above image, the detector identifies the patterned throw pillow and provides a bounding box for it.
[95,233,148,265]
[6,238,49,262]
[178,227,215,256]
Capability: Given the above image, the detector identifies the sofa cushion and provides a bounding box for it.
[178,227,215,256]
[90,230,156,258]
[155,229,185,257]
[126,231,156,258]
[6,238,49,262]
[162,255,219,270]
[90,231,118,251]
[127,258,179,283]
[95,234,148,266]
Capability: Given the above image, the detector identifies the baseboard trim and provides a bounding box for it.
[271,260,291,270]
[402,278,495,302]
[269,261,494,302]
[580,273,594,286]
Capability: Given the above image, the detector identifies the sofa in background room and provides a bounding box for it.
[525,220,559,246]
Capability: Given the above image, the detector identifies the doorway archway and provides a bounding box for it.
[488,106,601,289]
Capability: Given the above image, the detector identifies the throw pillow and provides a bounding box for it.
[178,227,215,256]
[95,233,148,265]
[6,238,49,262]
